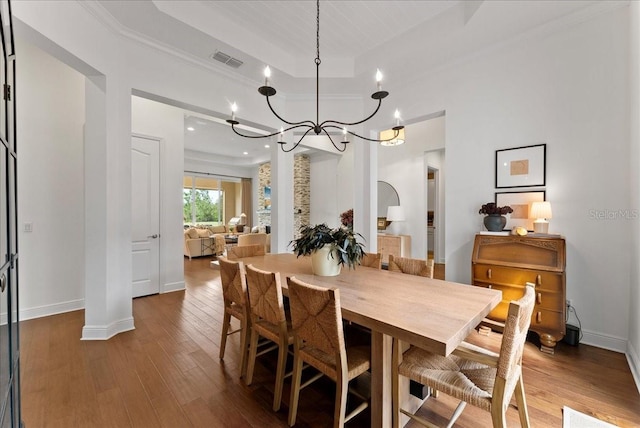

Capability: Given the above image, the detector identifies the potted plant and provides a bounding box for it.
[479,202,513,231]
[290,223,365,276]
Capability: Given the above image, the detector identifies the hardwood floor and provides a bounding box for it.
[21,256,640,427]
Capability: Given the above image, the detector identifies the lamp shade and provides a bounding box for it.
[530,202,552,219]
[386,205,405,222]
[239,213,247,225]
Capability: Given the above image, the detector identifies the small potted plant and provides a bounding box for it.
[479,202,513,231]
[290,223,365,276]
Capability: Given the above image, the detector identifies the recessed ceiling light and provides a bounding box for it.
[265,144,270,148]
[243,151,249,155]
[187,126,195,131]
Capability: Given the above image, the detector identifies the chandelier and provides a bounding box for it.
[226,0,404,153]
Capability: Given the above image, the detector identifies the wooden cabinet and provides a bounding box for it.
[471,234,566,353]
[377,234,411,265]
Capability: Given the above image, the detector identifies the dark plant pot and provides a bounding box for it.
[483,214,506,232]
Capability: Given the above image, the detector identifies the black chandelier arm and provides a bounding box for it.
[279,127,316,152]
[319,97,384,129]
[230,122,312,139]
[265,95,316,128]
[322,125,401,143]
[320,127,348,152]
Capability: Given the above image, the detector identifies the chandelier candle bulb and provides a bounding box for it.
[278,127,284,142]
[395,109,401,126]
[231,102,237,121]
[264,66,271,86]
[343,127,348,142]
[376,69,383,91]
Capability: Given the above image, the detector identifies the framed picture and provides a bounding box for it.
[495,144,546,188]
[377,217,388,231]
[495,190,546,231]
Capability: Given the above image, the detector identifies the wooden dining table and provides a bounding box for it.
[239,253,501,428]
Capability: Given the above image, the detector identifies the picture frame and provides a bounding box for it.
[377,217,388,231]
[495,190,546,231]
[495,144,546,188]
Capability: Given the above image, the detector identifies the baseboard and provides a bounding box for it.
[580,329,627,353]
[627,342,640,394]
[81,317,135,340]
[161,281,185,293]
[17,298,85,322]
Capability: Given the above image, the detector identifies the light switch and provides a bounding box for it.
[23,222,33,233]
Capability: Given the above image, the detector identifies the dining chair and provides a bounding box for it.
[388,255,434,278]
[238,232,268,251]
[392,284,535,428]
[287,276,370,427]
[217,256,250,378]
[360,252,382,269]
[244,264,293,412]
[227,244,265,260]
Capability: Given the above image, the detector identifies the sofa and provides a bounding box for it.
[183,226,227,259]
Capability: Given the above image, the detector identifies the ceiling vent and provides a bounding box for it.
[211,51,243,68]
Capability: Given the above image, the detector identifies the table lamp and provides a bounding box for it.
[530,201,552,234]
[386,205,405,233]
[238,213,247,232]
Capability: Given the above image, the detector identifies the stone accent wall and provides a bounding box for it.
[294,154,310,238]
[257,162,271,227]
[256,155,310,238]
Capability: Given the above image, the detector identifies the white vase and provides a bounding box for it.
[311,246,342,277]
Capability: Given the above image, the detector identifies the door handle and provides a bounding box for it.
[147,234,159,239]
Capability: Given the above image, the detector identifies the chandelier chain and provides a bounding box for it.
[316,0,320,64]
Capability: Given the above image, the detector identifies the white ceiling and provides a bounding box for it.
[95,0,610,162]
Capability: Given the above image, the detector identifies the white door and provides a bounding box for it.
[131,136,160,298]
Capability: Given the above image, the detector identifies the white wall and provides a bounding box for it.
[394,6,632,352]
[16,38,86,319]
[310,152,339,227]
[627,0,640,388]
[378,116,446,260]
[131,96,185,293]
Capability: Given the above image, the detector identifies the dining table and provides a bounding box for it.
[239,253,501,428]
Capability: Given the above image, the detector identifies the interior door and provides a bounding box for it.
[131,135,160,298]
[0,0,22,425]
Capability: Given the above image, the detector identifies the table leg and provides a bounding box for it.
[371,331,392,428]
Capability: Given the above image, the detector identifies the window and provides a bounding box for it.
[183,176,224,227]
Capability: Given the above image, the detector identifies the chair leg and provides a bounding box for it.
[219,311,231,360]
[288,343,304,426]
[273,338,288,411]
[446,401,466,428]
[333,376,348,428]
[245,326,260,386]
[514,376,530,428]
[239,317,249,378]
[490,402,508,428]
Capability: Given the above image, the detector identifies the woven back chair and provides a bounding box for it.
[392,285,536,428]
[227,244,265,260]
[238,232,268,250]
[388,255,434,279]
[217,257,250,378]
[244,264,292,411]
[360,252,382,269]
[287,276,370,427]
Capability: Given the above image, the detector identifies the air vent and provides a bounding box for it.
[211,51,243,68]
